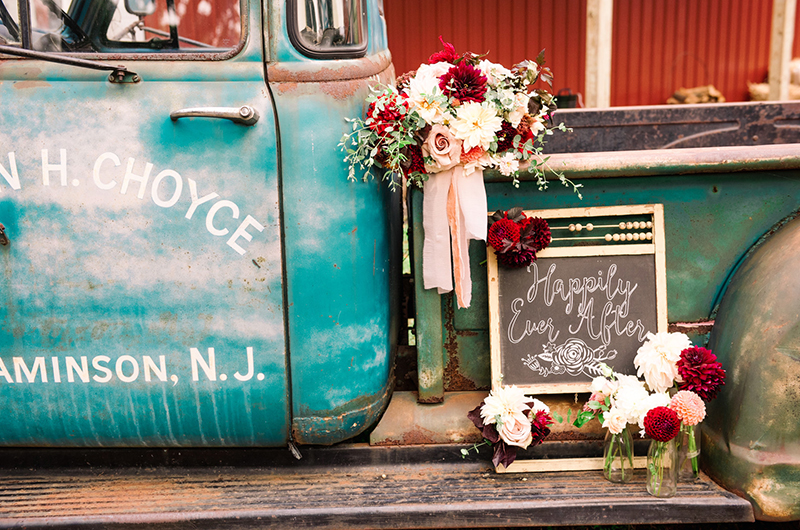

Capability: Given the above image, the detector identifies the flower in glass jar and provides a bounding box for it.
[612,383,650,426]
[669,390,706,426]
[643,406,681,442]
[602,407,628,435]
[676,346,726,402]
[421,124,462,173]
[636,392,672,436]
[590,376,618,397]
[634,332,692,393]
[451,102,503,152]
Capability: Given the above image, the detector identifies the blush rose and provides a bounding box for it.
[422,124,462,173]
[499,417,533,449]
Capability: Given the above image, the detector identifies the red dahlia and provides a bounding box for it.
[677,346,726,402]
[521,217,551,252]
[643,406,680,442]
[439,62,488,103]
[496,248,536,268]
[487,217,520,251]
[428,36,459,64]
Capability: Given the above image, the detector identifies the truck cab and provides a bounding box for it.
[0,0,398,447]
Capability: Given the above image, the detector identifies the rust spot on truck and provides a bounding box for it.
[267,52,391,84]
[442,293,478,392]
[669,320,715,335]
[13,80,51,89]
[373,427,439,446]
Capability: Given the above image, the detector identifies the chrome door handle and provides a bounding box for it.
[170,105,259,126]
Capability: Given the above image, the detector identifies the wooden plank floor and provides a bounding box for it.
[0,445,754,529]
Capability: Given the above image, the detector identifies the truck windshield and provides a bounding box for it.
[0,0,241,52]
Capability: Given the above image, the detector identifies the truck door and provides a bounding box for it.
[0,0,289,446]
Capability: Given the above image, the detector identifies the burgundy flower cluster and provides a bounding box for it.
[365,93,408,137]
[487,207,551,268]
[677,346,726,402]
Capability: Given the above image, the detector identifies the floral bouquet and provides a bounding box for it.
[463,385,554,468]
[574,363,664,483]
[340,36,577,191]
[339,37,579,309]
[487,207,551,268]
[634,333,726,482]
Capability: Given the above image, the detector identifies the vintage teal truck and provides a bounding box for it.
[0,0,798,526]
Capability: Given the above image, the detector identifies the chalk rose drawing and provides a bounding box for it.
[522,338,617,378]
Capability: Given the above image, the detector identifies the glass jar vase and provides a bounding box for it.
[677,423,701,481]
[646,438,678,497]
[603,428,634,483]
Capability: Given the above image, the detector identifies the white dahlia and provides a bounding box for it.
[634,332,692,393]
[480,385,531,426]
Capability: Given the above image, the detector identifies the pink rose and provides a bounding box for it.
[422,124,462,173]
[499,417,533,449]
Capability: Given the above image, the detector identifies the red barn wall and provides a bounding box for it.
[384,0,800,106]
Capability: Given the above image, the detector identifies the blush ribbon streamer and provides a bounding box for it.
[422,165,487,308]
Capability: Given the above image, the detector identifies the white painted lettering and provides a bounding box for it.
[227,215,264,255]
[151,170,183,208]
[0,358,14,383]
[92,152,120,190]
[143,355,167,382]
[66,356,90,383]
[13,356,47,383]
[0,152,21,192]
[234,347,254,381]
[41,148,68,186]
[120,157,153,199]
[190,347,216,381]
[206,200,239,236]
[92,355,113,383]
[185,178,219,219]
[116,355,139,382]
[51,357,61,383]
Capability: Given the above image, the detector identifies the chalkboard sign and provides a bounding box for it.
[488,204,667,394]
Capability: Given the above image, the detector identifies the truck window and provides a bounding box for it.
[288,0,366,59]
[0,0,241,53]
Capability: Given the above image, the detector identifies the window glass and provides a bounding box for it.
[4,0,240,52]
[292,0,366,58]
[0,0,20,44]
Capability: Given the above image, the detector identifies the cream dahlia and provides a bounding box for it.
[634,332,692,393]
[451,102,503,152]
[612,384,650,426]
[480,385,530,426]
